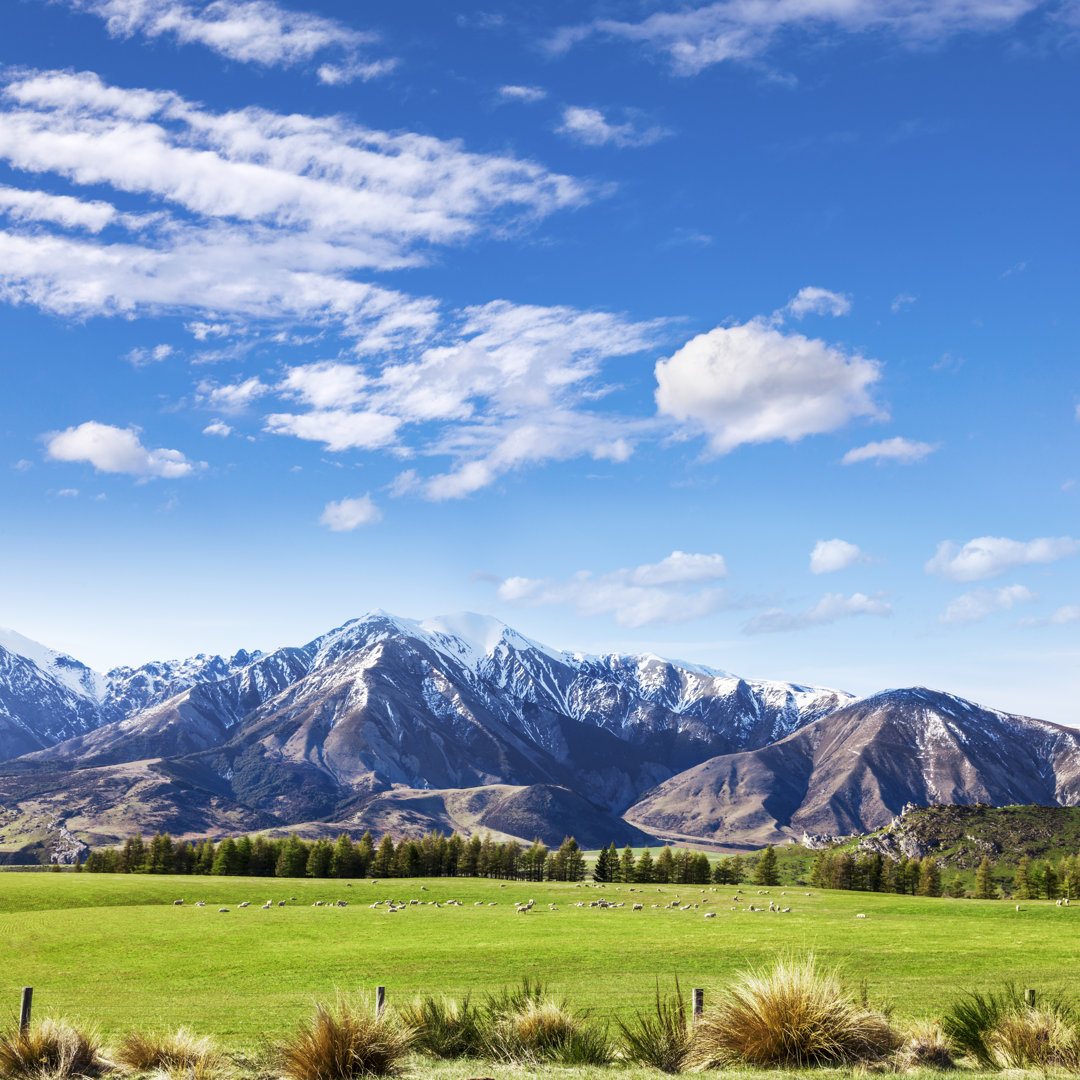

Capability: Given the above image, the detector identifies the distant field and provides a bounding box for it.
[1,873,1078,1047]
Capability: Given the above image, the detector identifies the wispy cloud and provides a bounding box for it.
[926,536,1080,582]
[56,0,395,84]
[1020,604,1080,628]
[493,550,730,627]
[782,286,851,319]
[940,584,1034,625]
[744,592,891,634]
[891,292,916,313]
[556,106,671,148]
[550,0,1044,76]
[842,436,938,465]
[498,85,547,104]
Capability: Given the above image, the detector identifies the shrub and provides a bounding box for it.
[895,1019,954,1070]
[113,1028,220,1076]
[942,985,1080,1069]
[616,979,692,1073]
[395,995,482,1059]
[277,994,413,1080]
[0,1019,101,1079]
[689,953,897,1068]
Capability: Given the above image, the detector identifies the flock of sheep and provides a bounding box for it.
[170,882,803,918]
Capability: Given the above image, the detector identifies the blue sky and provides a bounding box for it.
[0,0,1077,723]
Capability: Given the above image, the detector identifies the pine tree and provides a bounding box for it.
[211,837,241,875]
[329,833,360,878]
[713,856,732,885]
[146,832,174,874]
[1043,861,1059,900]
[618,845,637,884]
[655,846,675,884]
[635,848,655,883]
[372,834,397,877]
[119,834,147,874]
[305,838,334,878]
[356,831,375,877]
[974,856,996,899]
[593,844,612,882]
[276,834,309,878]
[730,853,744,884]
[1014,855,1032,899]
[753,845,779,886]
[916,856,942,897]
[195,838,216,875]
[947,874,966,898]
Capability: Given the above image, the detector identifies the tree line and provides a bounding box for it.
[592,843,779,886]
[808,848,1080,899]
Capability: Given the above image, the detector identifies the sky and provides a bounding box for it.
[0,0,1077,724]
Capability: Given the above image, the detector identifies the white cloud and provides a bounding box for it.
[654,316,883,455]
[784,286,851,319]
[198,377,270,412]
[498,85,548,103]
[0,184,117,232]
[556,106,671,148]
[202,420,232,437]
[493,551,730,627]
[810,538,867,574]
[58,0,394,82]
[940,584,1034,625]
[13,459,33,471]
[316,59,398,85]
[842,436,938,465]
[926,536,1080,582]
[891,293,917,313]
[125,343,174,367]
[1020,604,1080,628]
[552,0,1043,75]
[744,592,891,634]
[265,409,402,452]
[57,488,79,497]
[319,493,382,531]
[0,69,586,351]
[45,420,203,478]
[279,362,370,409]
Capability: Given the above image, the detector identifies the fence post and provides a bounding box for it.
[692,988,704,1024]
[376,985,386,1017]
[1024,988,1036,1008]
[19,988,33,1034]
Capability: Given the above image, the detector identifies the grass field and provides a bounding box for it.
[1,872,1078,1051]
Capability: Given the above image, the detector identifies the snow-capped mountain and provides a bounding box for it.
[0,613,1075,854]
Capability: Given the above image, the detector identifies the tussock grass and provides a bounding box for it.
[0,1019,102,1079]
[113,1028,220,1076]
[395,995,481,1059]
[615,979,692,1073]
[277,995,412,1080]
[894,1020,954,1070]
[689,953,897,1069]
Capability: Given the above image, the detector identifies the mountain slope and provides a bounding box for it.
[625,688,1080,845]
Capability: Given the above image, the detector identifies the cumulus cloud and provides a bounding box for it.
[198,377,270,412]
[492,550,730,627]
[265,409,402,451]
[744,592,892,634]
[810,538,867,574]
[556,106,671,148]
[654,317,883,455]
[926,536,1080,582]
[940,584,1034,625]
[45,420,203,478]
[58,0,394,83]
[319,493,382,531]
[784,286,851,319]
[498,85,547,103]
[842,436,938,465]
[551,0,1043,75]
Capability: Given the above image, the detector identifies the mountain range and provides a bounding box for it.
[0,613,1077,861]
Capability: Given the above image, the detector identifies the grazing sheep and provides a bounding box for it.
[218,908,229,913]
[633,903,643,911]
[238,901,250,908]
[488,902,497,906]
[173,899,184,906]
[781,907,791,913]
[346,883,352,887]
[856,913,867,918]
[278,900,286,907]
[262,902,272,909]
[337,900,347,907]
[1016,905,1022,912]
[704,912,716,918]
[313,901,324,907]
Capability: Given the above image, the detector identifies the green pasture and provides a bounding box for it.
[1,873,1078,1048]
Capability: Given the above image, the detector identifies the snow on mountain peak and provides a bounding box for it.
[0,626,104,700]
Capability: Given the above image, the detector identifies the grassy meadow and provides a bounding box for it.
[2,872,1079,1051]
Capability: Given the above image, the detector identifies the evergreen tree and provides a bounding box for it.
[753,845,779,887]
[211,837,241,876]
[655,846,675,884]
[119,834,147,873]
[173,841,196,875]
[974,856,996,899]
[1014,856,1032,899]
[372,834,397,877]
[329,833,360,878]
[460,835,482,877]
[730,853,744,884]
[947,874,966,898]
[635,848,655,883]
[593,844,612,883]
[691,852,712,884]
[276,834,309,878]
[235,835,253,875]
[713,856,733,885]
[306,838,334,878]
[618,845,637,884]
[356,831,375,877]
[1043,861,1059,900]
[146,832,174,874]
[248,837,276,876]
[917,856,942,897]
[195,838,216,875]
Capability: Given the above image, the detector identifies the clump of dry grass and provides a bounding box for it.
[689,953,898,1069]
[0,1018,102,1079]
[986,1008,1080,1069]
[113,1028,220,1076]
[277,994,413,1080]
[895,1019,954,1070]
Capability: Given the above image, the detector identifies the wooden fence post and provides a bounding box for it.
[376,985,386,1017]
[692,988,704,1025]
[19,988,33,1034]
[1024,989,1036,1008]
